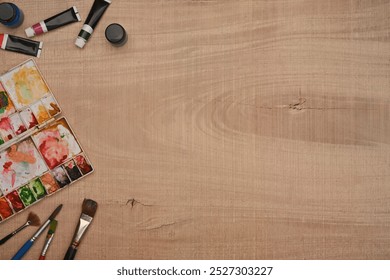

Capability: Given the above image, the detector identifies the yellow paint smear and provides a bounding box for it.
[12,66,49,106]
[36,105,50,123]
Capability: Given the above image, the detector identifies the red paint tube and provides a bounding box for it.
[0,34,43,57]
[25,6,81,38]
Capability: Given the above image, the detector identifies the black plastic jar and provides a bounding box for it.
[105,23,127,47]
[0,2,24,28]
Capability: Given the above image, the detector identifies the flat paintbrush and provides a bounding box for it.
[11,204,63,260]
[0,212,41,245]
[64,199,98,260]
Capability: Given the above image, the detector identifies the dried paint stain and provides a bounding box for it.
[0,117,14,142]
[0,91,9,113]
[41,95,60,116]
[0,88,16,117]
[28,178,46,199]
[52,166,70,187]
[0,138,47,194]
[0,197,13,219]
[40,173,60,194]
[64,160,82,181]
[32,118,81,169]
[9,114,27,135]
[5,190,24,212]
[31,101,50,124]
[17,185,36,206]
[74,154,92,175]
[0,61,49,109]
[20,108,38,129]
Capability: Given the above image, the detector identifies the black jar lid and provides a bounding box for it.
[0,3,15,22]
[105,23,127,45]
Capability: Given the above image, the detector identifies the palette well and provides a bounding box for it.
[0,60,93,223]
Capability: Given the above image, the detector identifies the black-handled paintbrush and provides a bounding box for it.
[0,212,41,245]
[64,199,98,260]
[11,204,63,260]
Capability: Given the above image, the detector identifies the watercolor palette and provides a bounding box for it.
[0,60,93,223]
[0,60,61,147]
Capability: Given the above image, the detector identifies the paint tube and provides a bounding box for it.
[0,34,43,57]
[25,6,81,38]
[75,0,111,48]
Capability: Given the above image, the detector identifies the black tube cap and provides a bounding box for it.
[105,23,127,46]
[0,3,15,22]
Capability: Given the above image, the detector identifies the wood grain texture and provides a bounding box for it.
[1,0,390,259]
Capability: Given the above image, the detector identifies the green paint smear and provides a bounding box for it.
[18,186,36,206]
[29,179,46,199]
[0,91,9,113]
[17,83,33,103]
[20,162,29,169]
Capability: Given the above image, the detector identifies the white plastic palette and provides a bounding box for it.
[0,59,93,223]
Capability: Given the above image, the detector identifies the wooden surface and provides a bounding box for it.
[1,0,390,260]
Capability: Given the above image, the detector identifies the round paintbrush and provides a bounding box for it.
[64,199,98,260]
[0,212,41,245]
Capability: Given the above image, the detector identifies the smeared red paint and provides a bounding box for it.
[0,117,13,140]
[28,114,38,128]
[2,161,16,187]
[15,124,27,135]
[0,197,13,219]
[5,191,24,212]
[0,118,12,129]
[39,137,69,169]
[75,155,92,175]
[3,161,12,169]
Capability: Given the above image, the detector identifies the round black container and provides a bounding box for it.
[105,23,127,47]
[0,3,24,28]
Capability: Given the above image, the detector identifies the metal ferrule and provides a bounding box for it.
[32,220,51,241]
[41,234,54,257]
[73,214,93,243]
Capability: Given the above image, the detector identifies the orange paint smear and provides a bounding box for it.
[40,173,60,194]
[48,102,60,116]
[7,145,36,164]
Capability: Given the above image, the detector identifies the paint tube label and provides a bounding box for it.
[78,24,94,41]
[1,34,8,49]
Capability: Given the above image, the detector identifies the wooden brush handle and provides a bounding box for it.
[64,246,78,260]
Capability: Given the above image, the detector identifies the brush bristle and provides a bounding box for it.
[49,219,58,233]
[82,199,98,218]
[27,212,41,227]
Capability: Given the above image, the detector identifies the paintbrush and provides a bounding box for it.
[39,219,58,260]
[0,212,41,245]
[11,204,63,260]
[64,199,98,260]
